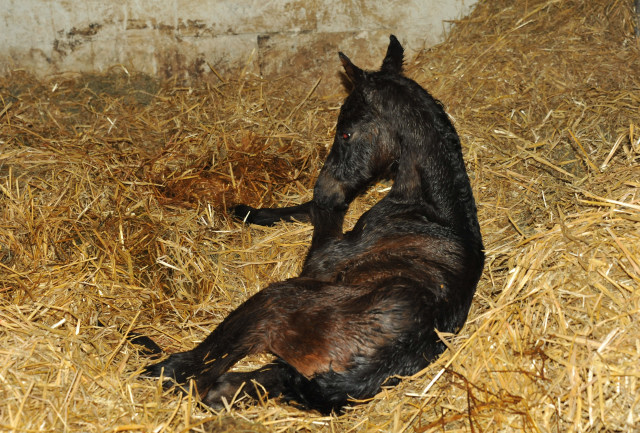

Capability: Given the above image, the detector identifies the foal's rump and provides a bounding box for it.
[278,243,474,363]
[241,281,436,408]
[269,269,472,408]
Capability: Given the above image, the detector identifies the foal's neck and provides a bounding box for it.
[388,139,480,241]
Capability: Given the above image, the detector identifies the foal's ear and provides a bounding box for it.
[339,52,365,84]
[380,35,404,74]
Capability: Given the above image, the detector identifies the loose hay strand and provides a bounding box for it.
[1,0,639,431]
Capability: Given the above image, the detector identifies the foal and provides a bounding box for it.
[144,35,484,414]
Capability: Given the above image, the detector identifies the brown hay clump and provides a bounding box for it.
[1,0,639,431]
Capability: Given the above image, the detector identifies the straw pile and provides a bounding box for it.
[1,0,638,431]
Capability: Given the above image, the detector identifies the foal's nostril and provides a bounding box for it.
[314,172,347,211]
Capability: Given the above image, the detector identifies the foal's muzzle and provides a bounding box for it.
[313,171,348,211]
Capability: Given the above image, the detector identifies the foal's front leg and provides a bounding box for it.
[231,200,347,256]
[230,197,348,238]
[308,203,346,249]
[231,201,313,226]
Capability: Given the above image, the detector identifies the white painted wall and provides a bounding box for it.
[1,0,476,91]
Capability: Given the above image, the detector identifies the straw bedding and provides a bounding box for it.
[1,0,639,431]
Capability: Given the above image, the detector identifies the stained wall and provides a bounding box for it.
[1,0,476,91]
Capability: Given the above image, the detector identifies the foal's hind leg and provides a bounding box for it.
[201,361,297,409]
[202,360,373,415]
[144,279,336,400]
[144,287,276,392]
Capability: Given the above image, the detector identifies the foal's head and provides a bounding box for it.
[314,35,433,211]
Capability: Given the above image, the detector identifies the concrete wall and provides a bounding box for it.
[1,0,476,92]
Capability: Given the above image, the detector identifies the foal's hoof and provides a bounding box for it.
[143,352,198,385]
[127,332,163,358]
[230,204,258,222]
[230,204,277,226]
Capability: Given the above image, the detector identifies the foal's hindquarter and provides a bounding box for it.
[144,36,484,414]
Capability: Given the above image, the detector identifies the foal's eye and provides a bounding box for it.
[341,132,351,141]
